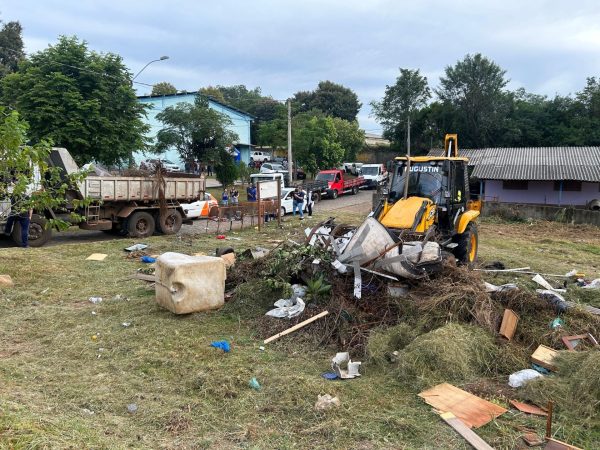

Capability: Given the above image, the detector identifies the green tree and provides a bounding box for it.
[199,85,226,103]
[292,81,361,121]
[371,68,431,147]
[214,150,238,187]
[293,112,345,175]
[331,117,364,161]
[0,20,24,78]
[436,53,511,147]
[155,95,238,163]
[151,81,177,96]
[1,36,149,166]
[0,107,89,229]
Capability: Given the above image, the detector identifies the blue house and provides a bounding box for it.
[136,92,254,168]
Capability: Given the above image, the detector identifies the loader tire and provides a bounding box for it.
[453,222,478,265]
[127,211,155,238]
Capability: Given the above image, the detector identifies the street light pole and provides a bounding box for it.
[132,55,169,81]
[287,99,293,182]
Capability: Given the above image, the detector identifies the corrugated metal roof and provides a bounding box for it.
[427,147,600,181]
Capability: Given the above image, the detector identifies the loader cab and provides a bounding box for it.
[386,157,471,236]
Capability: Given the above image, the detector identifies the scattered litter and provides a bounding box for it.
[91,334,98,341]
[561,333,599,350]
[314,394,341,411]
[81,408,95,415]
[226,236,242,241]
[121,322,131,328]
[0,274,14,287]
[210,340,231,353]
[582,278,600,289]
[418,383,507,428]
[113,294,126,301]
[550,317,564,329]
[86,253,107,261]
[258,346,265,351]
[532,274,566,293]
[387,283,410,298]
[140,256,156,263]
[509,400,548,416]
[331,259,348,274]
[127,403,138,414]
[508,369,543,388]
[531,345,558,371]
[263,310,329,344]
[265,297,305,319]
[312,258,321,265]
[331,352,361,379]
[531,363,550,375]
[251,247,269,259]
[564,300,600,316]
[321,372,339,380]
[248,377,261,391]
[124,243,148,252]
[484,281,518,293]
[91,311,97,316]
[537,290,568,313]
[216,235,226,240]
[439,411,494,450]
[521,432,544,447]
[40,287,49,294]
[499,309,519,340]
[88,297,103,304]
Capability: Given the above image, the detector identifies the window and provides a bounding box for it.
[502,180,529,190]
[553,180,582,192]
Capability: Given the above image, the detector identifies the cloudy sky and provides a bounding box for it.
[4,0,600,132]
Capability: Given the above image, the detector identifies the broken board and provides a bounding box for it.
[561,333,599,351]
[531,345,559,371]
[86,253,107,261]
[510,400,548,416]
[440,412,494,450]
[418,383,507,428]
[499,309,519,340]
[544,438,583,450]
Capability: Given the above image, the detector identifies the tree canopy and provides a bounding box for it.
[0,20,24,78]
[155,95,238,163]
[151,81,177,96]
[0,36,149,166]
[292,81,361,121]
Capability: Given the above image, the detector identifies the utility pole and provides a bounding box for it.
[403,116,411,199]
[287,99,293,182]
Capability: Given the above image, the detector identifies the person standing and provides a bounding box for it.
[4,208,32,248]
[292,185,305,220]
[306,189,314,217]
[207,164,213,176]
[221,188,229,206]
[230,187,239,206]
[247,184,257,202]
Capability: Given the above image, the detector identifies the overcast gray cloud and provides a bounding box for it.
[3,0,600,132]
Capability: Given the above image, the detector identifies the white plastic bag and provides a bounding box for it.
[508,369,543,388]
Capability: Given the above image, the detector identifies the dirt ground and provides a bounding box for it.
[1,205,599,449]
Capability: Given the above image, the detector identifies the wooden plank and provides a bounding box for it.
[86,253,107,261]
[509,400,548,416]
[440,412,495,450]
[544,438,583,450]
[263,311,329,344]
[499,309,519,340]
[531,345,559,371]
[561,333,599,350]
[418,383,507,429]
[522,432,544,447]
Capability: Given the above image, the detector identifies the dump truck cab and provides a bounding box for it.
[377,134,480,263]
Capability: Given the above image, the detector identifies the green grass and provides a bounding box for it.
[1,215,599,448]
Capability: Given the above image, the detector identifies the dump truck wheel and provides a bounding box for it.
[12,215,52,247]
[453,222,478,265]
[127,211,155,238]
[156,209,183,235]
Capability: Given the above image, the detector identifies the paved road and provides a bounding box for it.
[0,189,375,248]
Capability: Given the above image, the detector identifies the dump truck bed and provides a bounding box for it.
[82,176,205,202]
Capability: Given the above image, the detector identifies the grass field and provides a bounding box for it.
[1,214,599,449]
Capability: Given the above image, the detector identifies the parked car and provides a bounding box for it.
[180,193,219,219]
[360,163,388,189]
[140,159,181,172]
[250,151,270,162]
[316,169,365,199]
[279,188,308,215]
[260,162,286,173]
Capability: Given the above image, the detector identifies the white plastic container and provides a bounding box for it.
[155,252,226,314]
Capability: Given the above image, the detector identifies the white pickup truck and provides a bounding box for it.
[359,163,389,189]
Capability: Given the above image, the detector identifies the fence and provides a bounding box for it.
[196,200,282,235]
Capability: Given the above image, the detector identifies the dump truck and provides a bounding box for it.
[1,148,205,247]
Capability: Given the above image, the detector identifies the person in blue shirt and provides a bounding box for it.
[247,184,257,202]
[221,189,229,206]
[292,186,305,220]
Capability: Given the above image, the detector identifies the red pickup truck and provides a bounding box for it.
[315,169,365,199]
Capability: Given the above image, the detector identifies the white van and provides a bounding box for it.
[360,164,388,189]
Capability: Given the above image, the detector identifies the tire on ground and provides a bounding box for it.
[127,211,156,238]
[156,209,183,235]
[12,215,52,247]
[452,222,478,265]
